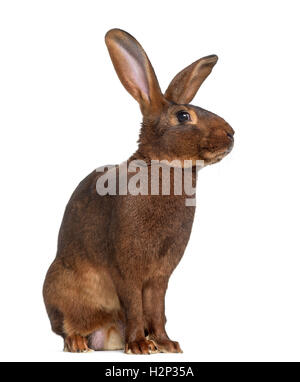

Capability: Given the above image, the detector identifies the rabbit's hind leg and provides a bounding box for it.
[64,334,92,353]
[44,257,123,352]
[62,306,123,352]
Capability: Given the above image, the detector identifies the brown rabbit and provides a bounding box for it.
[43,28,234,354]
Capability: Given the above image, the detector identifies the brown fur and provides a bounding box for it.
[43,29,234,354]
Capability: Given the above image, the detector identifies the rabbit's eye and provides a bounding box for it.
[176,111,190,123]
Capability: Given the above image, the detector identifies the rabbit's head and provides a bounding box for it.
[105,29,234,166]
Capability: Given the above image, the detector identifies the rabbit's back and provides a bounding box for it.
[56,168,116,263]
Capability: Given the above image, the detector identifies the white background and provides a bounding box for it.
[0,0,299,362]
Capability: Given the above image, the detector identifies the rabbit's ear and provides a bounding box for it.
[105,29,165,118]
[164,55,218,104]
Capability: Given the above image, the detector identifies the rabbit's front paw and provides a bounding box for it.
[150,337,183,353]
[125,339,158,355]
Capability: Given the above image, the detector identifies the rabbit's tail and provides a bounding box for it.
[88,321,124,350]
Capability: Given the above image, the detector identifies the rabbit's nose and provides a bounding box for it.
[226,132,234,140]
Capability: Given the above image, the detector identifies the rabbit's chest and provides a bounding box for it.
[116,195,196,275]
[151,204,195,270]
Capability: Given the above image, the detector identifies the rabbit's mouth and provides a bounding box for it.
[197,125,234,165]
[199,145,233,165]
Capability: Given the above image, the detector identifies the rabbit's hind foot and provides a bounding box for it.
[63,334,94,353]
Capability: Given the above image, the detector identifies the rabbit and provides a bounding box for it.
[43,28,234,354]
